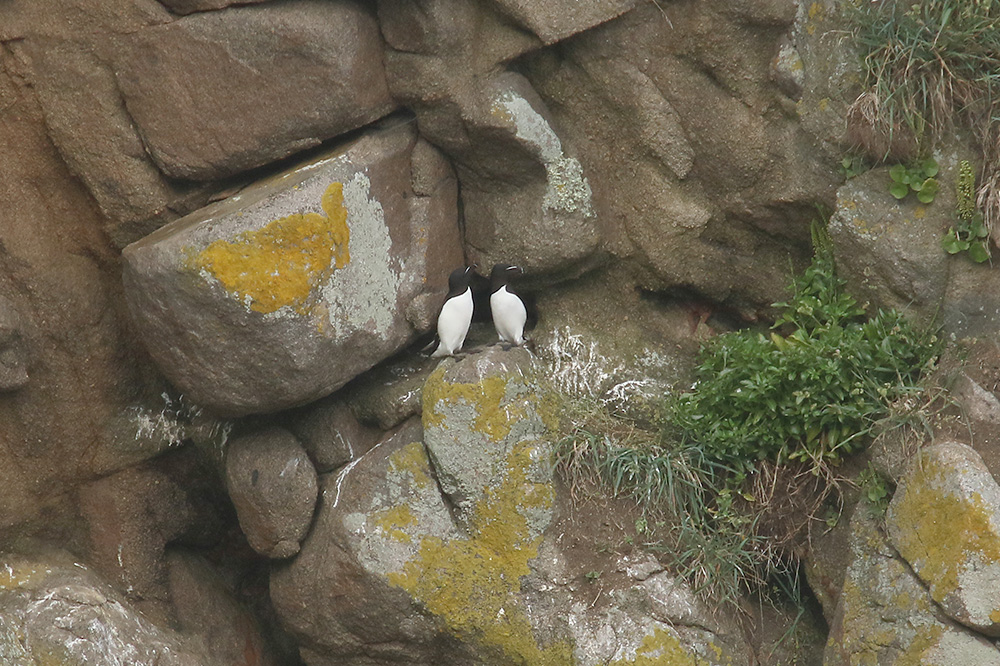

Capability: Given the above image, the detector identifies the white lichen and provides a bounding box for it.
[320,172,402,339]
[494,91,594,217]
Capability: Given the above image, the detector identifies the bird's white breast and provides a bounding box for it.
[435,288,473,355]
[490,286,526,344]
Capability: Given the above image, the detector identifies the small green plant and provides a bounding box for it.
[888,158,939,203]
[585,570,602,583]
[849,0,1000,228]
[943,160,991,262]
[858,462,892,513]
[840,154,870,180]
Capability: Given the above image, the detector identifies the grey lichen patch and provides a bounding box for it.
[492,90,594,217]
[320,171,402,339]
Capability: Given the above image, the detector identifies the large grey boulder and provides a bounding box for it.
[122,120,462,416]
[271,347,749,665]
[225,427,318,558]
[0,549,217,666]
[114,0,396,181]
[887,441,1000,636]
[825,501,1000,665]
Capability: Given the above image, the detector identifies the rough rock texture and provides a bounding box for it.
[114,1,396,181]
[522,0,839,310]
[122,119,462,416]
[156,0,270,15]
[379,0,601,274]
[166,549,278,666]
[286,396,380,473]
[824,501,1000,665]
[0,295,28,391]
[887,441,1000,636]
[225,427,318,558]
[272,348,748,665]
[829,165,951,320]
[492,0,638,44]
[0,549,217,666]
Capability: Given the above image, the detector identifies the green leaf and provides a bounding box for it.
[889,164,907,182]
[890,182,910,199]
[969,242,991,263]
[917,187,936,204]
[922,159,939,177]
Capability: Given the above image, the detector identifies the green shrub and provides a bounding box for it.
[669,221,940,475]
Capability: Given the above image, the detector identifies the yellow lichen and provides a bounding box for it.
[189,181,350,314]
[375,505,418,544]
[609,627,715,666]
[892,461,1000,609]
[0,561,48,590]
[895,624,943,666]
[386,440,566,665]
[388,441,433,489]
[421,366,529,442]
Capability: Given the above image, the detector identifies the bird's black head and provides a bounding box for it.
[447,265,476,293]
[490,263,523,291]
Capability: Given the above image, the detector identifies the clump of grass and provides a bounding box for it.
[848,0,1000,231]
[549,216,942,610]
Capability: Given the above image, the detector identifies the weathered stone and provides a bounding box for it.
[0,295,28,391]
[490,0,638,44]
[122,120,462,416]
[11,38,201,247]
[825,501,1000,665]
[156,0,270,14]
[953,372,1000,426]
[166,549,278,666]
[0,549,216,666]
[887,441,1000,636]
[380,0,600,274]
[114,0,397,181]
[941,251,1000,338]
[340,353,438,431]
[270,418,469,665]
[0,47,169,537]
[273,347,749,665]
[829,166,950,320]
[225,427,318,558]
[522,0,838,311]
[771,38,804,100]
[422,346,553,517]
[286,397,380,473]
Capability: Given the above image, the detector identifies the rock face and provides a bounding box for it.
[114,1,396,181]
[122,120,462,416]
[829,165,951,320]
[887,441,1000,636]
[825,501,1000,666]
[271,347,748,665]
[0,549,216,666]
[379,2,602,274]
[225,427,318,558]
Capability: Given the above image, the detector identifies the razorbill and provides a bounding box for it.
[489,263,527,346]
[431,265,476,357]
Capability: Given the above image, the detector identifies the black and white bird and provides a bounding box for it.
[489,263,527,346]
[430,265,476,357]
